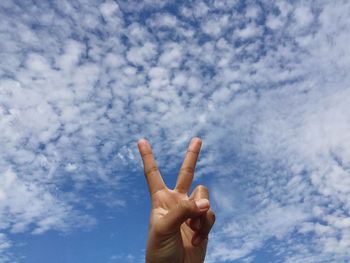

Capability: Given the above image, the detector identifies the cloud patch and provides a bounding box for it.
[1,0,350,262]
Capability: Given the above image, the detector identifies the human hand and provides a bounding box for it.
[137,137,215,263]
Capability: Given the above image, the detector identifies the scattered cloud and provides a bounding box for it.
[0,0,350,262]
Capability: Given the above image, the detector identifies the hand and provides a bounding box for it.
[137,137,215,263]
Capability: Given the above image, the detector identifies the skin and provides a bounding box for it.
[137,137,216,263]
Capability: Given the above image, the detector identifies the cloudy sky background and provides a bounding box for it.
[1,0,350,262]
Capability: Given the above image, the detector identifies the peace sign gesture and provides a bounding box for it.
[137,137,215,263]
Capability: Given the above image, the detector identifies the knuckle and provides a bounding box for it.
[175,186,187,193]
[179,199,196,213]
[194,184,209,199]
[144,165,159,176]
[200,212,216,238]
[187,149,200,155]
[197,184,208,193]
[141,152,153,158]
[178,200,190,210]
[179,166,195,175]
[207,209,216,224]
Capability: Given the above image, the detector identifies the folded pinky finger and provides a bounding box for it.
[186,216,203,232]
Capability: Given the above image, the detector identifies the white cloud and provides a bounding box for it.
[245,5,261,20]
[293,5,313,29]
[198,1,350,262]
[56,40,85,72]
[0,168,94,235]
[0,234,12,263]
[234,23,262,39]
[1,0,350,262]
[126,42,157,67]
[99,0,120,19]
[149,12,178,28]
[202,14,230,37]
[158,43,183,68]
[266,14,283,30]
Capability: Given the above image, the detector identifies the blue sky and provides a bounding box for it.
[1,0,350,262]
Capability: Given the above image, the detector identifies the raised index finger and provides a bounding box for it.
[175,137,202,193]
[137,138,166,195]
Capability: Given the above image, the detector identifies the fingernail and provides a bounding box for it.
[191,137,202,145]
[195,199,210,210]
[137,140,146,149]
[193,235,202,246]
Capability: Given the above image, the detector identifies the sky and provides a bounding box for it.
[0,0,350,262]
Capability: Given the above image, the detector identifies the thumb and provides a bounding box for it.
[157,199,210,235]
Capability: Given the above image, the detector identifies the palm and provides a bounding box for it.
[138,138,215,263]
[151,189,206,263]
